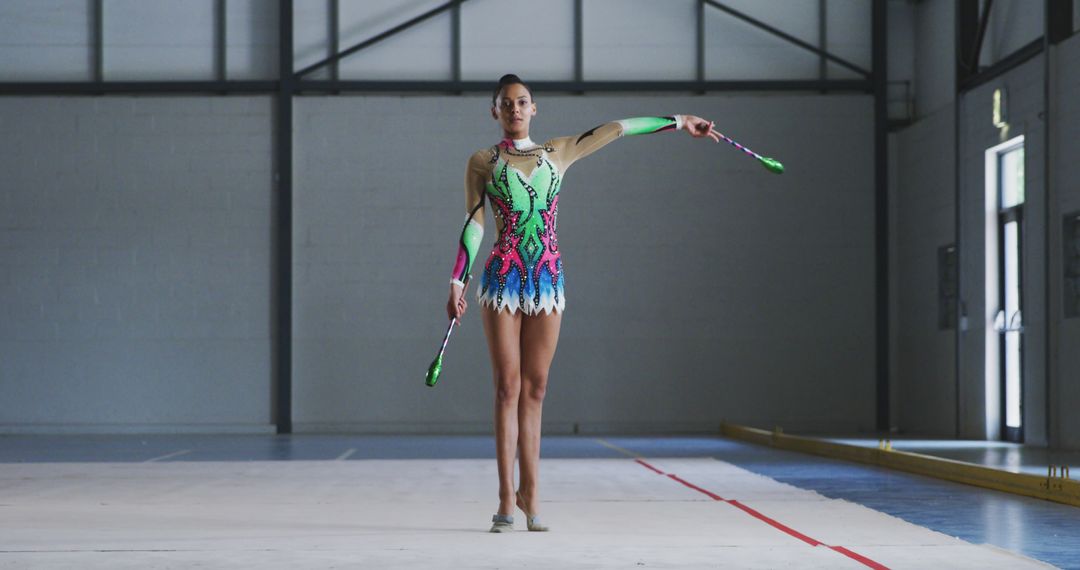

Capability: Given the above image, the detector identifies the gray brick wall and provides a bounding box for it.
[292,94,877,434]
[0,96,274,433]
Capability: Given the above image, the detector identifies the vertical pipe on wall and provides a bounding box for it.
[574,0,583,85]
[818,0,827,86]
[451,0,461,87]
[92,0,103,81]
[873,0,890,432]
[696,0,705,89]
[1043,0,1053,447]
[215,0,226,82]
[329,0,339,83]
[275,0,294,434]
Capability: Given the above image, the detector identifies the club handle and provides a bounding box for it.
[436,274,472,356]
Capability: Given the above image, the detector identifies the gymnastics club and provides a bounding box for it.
[711,127,784,174]
[425,275,470,387]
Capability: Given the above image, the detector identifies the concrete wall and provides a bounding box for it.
[0,93,875,435]
[1054,32,1080,449]
[887,0,958,438]
[0,97,275,433]
[292,94,876,434]
[890,106,957,436]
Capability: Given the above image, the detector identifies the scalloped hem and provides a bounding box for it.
[477,292,564,316]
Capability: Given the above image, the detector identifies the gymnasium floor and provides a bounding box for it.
[1,435,1077,569]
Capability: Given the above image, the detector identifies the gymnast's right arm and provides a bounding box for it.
[446,153,487,322]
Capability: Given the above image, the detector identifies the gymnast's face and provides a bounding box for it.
[492,83,536,139]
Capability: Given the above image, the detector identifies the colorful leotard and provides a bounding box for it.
[450,115,683,315]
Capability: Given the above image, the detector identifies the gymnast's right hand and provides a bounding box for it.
[446,284,467,323]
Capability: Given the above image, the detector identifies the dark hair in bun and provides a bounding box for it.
[492,73,532,106]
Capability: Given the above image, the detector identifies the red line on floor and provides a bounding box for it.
[667,473,726,502]
[632,458,890,570]
[634,458,665,475]
[726,499,821,546]
[829,546,890,570]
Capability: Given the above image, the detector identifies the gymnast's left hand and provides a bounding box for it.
[681,115,721,143]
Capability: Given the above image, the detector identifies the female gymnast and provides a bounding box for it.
[446,74,720,533]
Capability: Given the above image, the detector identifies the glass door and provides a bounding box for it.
[995,144,1024,442]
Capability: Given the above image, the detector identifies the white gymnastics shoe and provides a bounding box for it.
[516,490,549,532]
[489,513,514,533]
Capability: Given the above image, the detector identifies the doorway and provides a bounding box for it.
[985,136,1025,442]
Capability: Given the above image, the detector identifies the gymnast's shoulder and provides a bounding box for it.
[468,146,496,164]
[464,148,492,178]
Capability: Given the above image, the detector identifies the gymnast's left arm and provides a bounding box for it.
[550,114,720,169]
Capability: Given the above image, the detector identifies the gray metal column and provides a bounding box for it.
[275,0,294,434]
[873,0,889,432]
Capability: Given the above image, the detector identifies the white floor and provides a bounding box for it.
[0,455,1055,569]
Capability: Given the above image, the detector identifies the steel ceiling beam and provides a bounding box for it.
[959,38,1043,92]
[293,79,871,94]
[0,78,872,97]
[0,81,277,95]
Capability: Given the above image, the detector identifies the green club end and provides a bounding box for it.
[425,355,443,387]
[760,157,784,174]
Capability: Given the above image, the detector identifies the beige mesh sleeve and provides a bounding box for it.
[547,116,682,171]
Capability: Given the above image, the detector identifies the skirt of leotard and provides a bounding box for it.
[477,252,564,315]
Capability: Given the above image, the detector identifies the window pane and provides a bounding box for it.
[104,0,215,80]
[999,146,1024,208]
[1005,331,1021,428]
[1003,220,1021,429]
[584,0,696,80]
[462,0,574,81]
[1004,221,1020,314]
[337,0,451,81]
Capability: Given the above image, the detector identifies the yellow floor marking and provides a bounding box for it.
[595,438,642,459]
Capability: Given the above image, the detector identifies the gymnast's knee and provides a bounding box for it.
[494,375,521,407]
[521,376,547,403]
